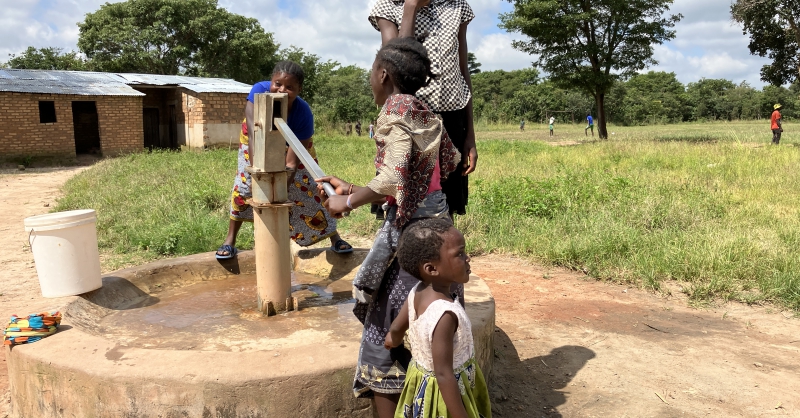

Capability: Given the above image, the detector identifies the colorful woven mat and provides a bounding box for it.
[3,311,61,346]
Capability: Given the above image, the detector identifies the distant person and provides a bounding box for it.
[520,118,525,131]
[549,116,555,137]
[771,103,783,145]
[369,122,375,139]
[345,122,352,136]
[215,61,352,260]
[356,121,362,136]
[585,113,594,137]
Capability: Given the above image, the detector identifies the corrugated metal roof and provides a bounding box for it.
[0,69,250,96]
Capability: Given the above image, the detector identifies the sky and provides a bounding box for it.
[0,0,774,87]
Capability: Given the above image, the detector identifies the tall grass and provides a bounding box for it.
[56,121,800,309]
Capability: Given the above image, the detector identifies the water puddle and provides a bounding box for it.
[90,273,360,351]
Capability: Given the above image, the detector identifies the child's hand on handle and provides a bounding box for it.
[315,176,351,198]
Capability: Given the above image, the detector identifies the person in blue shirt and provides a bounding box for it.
[216,61,352,259]
[585,113,594,137]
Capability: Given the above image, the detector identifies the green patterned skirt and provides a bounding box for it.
[395,358,491,418]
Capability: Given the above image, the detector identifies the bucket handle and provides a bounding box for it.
[27,228,35,247]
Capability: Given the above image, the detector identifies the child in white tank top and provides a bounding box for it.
[385,218,491,418]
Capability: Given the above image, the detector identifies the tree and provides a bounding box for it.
[275,46,338,106]
[619,71,687,125]
[77,0,277,83]
[5,47,86,71]
[312,65,377,126]
[732,0,800,85]
[472,68,540,120]
[500,0,682,138]
[685,78,736,121]
[467,52,482,74]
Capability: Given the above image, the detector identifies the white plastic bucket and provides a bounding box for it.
[24,209,102,298]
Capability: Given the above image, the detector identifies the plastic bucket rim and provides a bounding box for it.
[24,209,96,231]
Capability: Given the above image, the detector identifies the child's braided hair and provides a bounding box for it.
[376,37,436,94]
[397,218,454,281]
[272,60,305,88]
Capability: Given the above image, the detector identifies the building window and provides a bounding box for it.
[39,101,57,123]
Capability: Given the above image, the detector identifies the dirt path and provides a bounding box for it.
[0,167,87,417]
[1,168,799,417]
[472,256,799,417]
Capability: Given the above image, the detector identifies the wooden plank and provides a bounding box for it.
[251,93,273,170]
[262,94,287,172]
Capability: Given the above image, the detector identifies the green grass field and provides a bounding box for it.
[55,120,800,309]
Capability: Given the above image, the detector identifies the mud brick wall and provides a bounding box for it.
[96,96,144,156]
[0,92,76,158]
[0,92,143,158]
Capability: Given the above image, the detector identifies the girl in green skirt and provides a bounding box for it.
[385,219,491,418]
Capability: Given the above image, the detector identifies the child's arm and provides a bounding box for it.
[384,298,410,349]
[431,312,469,418]
[314,176,385,218]
[457,23,478,176]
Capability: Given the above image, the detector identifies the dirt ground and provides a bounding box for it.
[0,167,87,418]
[1,167,799,418]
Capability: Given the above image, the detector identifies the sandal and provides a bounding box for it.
[215,244,238,260]
[331,239,353,254]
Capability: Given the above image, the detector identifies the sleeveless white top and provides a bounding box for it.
[407,283,474,372]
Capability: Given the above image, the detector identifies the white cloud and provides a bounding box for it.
[224,0,381,68]
[0,0,124,60]
[648,5,772,87]
[472,33,533,71]
[651,44,763,83]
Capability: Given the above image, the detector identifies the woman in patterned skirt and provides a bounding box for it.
[369,0,478,217]
[216,61,352,259]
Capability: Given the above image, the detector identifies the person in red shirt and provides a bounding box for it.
[771,103,783,144]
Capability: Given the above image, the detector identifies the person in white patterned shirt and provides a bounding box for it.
[369,0,478,218]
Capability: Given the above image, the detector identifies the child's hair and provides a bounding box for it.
[375,37,435,94]
[397,218,454,281]
[272,61,305,88]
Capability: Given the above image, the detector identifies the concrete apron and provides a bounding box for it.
[5,248,495,418]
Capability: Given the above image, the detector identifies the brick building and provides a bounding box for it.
[0,69,250,160]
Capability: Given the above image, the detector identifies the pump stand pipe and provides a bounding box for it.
[248,93,294,316]
[248,94,345,316]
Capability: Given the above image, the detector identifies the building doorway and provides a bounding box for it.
[143,108,160,149]
[72,101,101,154]
[168,104,178,149]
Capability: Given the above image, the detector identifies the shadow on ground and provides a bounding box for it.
[490,328,595,417]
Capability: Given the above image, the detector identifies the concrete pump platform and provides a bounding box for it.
[5,248,495,417]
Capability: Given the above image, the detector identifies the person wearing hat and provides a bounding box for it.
[771,103,783,145]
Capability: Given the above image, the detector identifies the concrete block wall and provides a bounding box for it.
[0,92,144,158]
